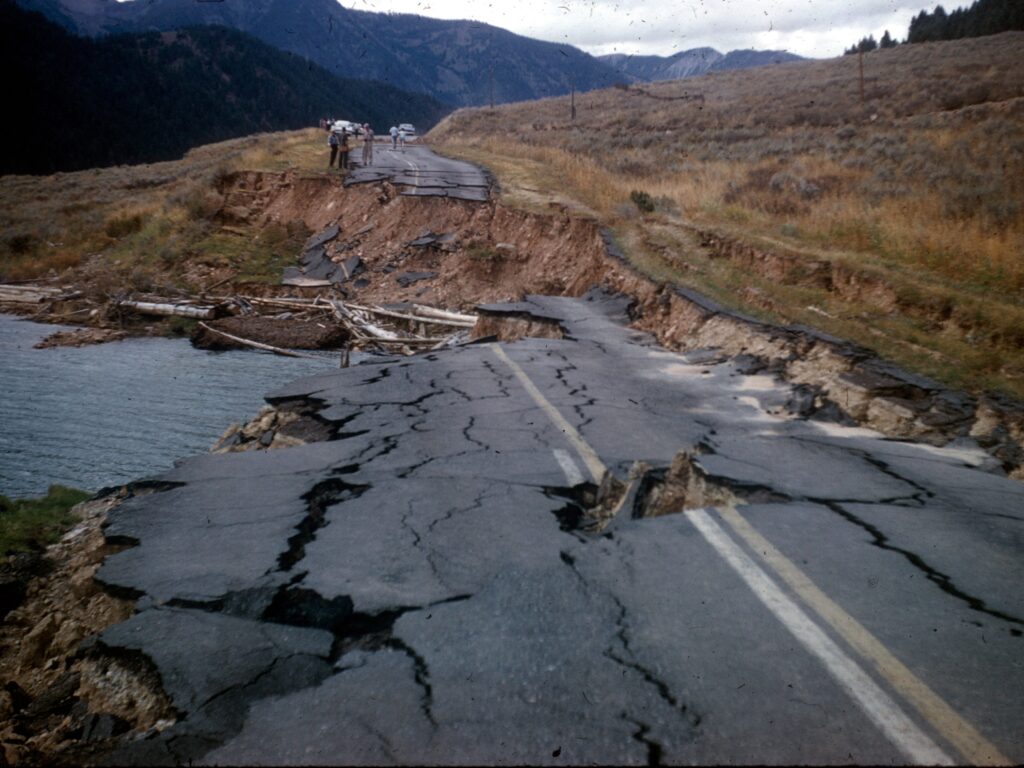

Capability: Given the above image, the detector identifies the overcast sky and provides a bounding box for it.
[341,0,945,58]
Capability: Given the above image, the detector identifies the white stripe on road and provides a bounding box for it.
[685,508,954,766]
[552,448,585,486]
[490,344,606,482]
[716,504,1013,766]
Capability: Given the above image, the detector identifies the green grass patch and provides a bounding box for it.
[0,485,91,560]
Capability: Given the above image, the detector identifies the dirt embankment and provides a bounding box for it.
[183,169,1024,476]
[1,491,175,766]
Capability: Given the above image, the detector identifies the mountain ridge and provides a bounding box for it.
[599,46,805,82]
[13,0,627,106]
[0,1,448,174]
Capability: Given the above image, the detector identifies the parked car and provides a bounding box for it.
[398,123,416,136]
[331,120,362,136]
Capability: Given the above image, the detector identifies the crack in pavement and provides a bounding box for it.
[822,500,1024,629]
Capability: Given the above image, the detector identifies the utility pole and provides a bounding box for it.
[858,50,865,104]
[489,64,494,110]
[571,83,576,122]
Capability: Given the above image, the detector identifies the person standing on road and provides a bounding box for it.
[389,125,398,150]
[327,130,339,168]
[362,124,374,166]
[398,126,407,152]
[339,130,350,170]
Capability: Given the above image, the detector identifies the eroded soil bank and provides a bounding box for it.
[211,169,1020,475]
[3,168,1024,764]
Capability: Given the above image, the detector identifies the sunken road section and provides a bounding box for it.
[84,291,1024,765]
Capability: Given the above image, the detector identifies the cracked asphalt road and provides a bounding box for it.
[94,292,1023,765]
[344,143,489,202]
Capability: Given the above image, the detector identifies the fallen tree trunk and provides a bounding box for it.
[409,304,478,324]
[119,301,217,320]
[346,302,475,329]
[195,322,323,359]
[0,285,64,304]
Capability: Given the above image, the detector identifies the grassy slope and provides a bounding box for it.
[430,33,1024,399]
[0,129,329,291]
[0,486,91,560]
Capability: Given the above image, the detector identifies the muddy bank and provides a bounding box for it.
[190,315,348,351]
[0,490,174,766]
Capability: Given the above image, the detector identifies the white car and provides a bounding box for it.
[398,123,416,137]
[331,120,362,136]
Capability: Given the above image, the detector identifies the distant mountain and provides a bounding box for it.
[600,48,724,81]
[14,0,626,106]
[0,1,448,175]
[599,47,804,82]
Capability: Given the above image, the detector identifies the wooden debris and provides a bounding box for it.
[196,322,323,359]
[0,284,64,304]
[3,279,478,361]
[118,300,218,320]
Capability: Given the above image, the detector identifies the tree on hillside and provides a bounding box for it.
[844,35,878,55]
[908,0,1024,43]
[880,30,897,48]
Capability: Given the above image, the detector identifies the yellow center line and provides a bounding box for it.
[490,343,606,482]
[491,340,1008,765]
[716,504,1012,767]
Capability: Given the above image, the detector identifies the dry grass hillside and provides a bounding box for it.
[0,130,330,294]
[431,32,1024,398]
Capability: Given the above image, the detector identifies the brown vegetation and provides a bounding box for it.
[0,129,328,289]
[430,32,1024,398]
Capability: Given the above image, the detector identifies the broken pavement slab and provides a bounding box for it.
[88,291,1024,764]
[343,145,489,202]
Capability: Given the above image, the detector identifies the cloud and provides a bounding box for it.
[341,0,932,58]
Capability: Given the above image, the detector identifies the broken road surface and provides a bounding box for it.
[94,293,1023,765]
[344,144,489,201]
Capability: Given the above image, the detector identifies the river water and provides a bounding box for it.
[0,315,337,499]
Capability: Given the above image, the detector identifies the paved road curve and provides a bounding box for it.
[95,293,1023,765]
[344,142,489,202]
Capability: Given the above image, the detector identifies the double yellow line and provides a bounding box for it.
[491,343,1011,766]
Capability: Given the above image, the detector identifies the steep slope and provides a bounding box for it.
[0,1,448,175]
[14,0,626,106]
[600,46,803,82]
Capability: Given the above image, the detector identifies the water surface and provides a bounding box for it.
[0,315,337,498]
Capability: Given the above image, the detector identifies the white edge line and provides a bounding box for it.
[552,448,585,487]
[685,508,954,766]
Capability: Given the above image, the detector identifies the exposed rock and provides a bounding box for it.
[395,271,437,287]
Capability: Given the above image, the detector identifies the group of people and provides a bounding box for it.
[322,119,411,170]
[324,120,375,170]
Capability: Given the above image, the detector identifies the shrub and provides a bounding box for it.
[104,212,145,238]
[630,189,655,213]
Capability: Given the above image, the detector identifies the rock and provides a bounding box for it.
[4,682,30,714]
[0,690,14,722]
[21,672,80,722]
[408,233,438,247]
[258,430,275,447]
[20,613,61,666]
[303,224,340,251]
[395,271,437,287]
[340,255,364,280]
[0,577,27,622]
[81,713,130,743]
[50,618,86,655]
